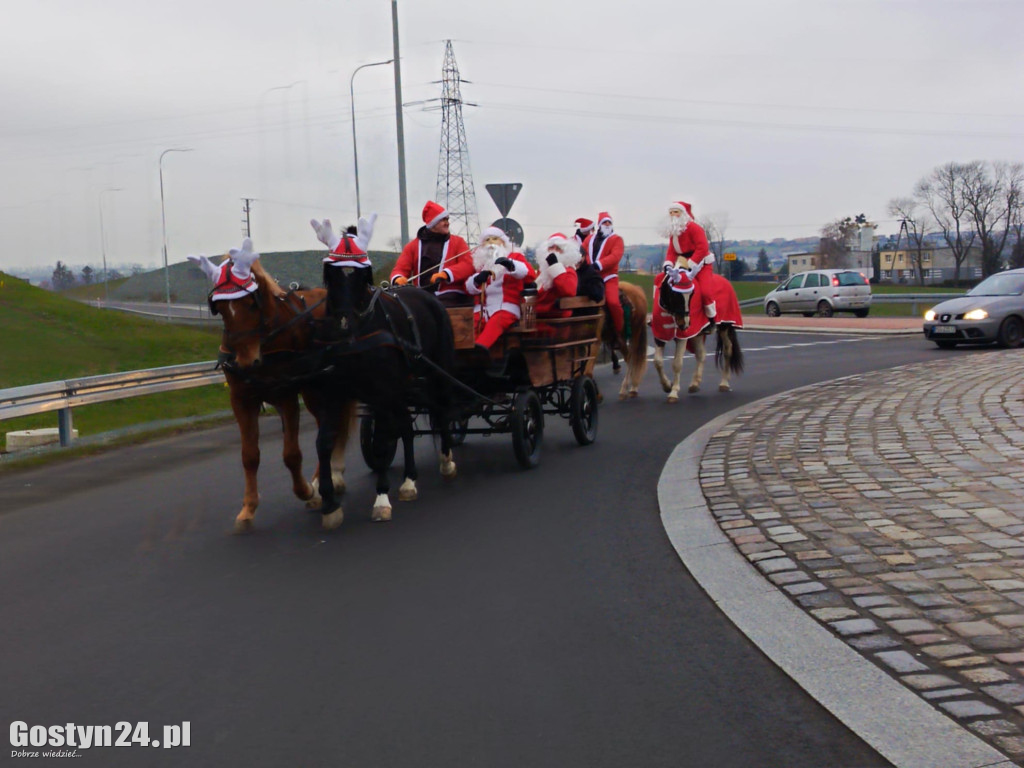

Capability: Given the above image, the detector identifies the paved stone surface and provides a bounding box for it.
[699,350,1024,766]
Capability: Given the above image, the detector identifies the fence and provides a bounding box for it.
[0,362,221,447]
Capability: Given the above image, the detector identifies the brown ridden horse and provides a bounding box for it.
[603,281,648,400]
[191,250,355,533]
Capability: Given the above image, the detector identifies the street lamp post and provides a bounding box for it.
[97,187,123,306]
[350,59,393,218]
[392,0,409,243]
[159,148,193,320]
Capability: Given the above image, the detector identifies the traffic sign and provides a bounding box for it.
[723,252,737,261]
[485,183,522,218]
[492,218,524,247]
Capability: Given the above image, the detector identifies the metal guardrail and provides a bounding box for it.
[740,293,962,313]
[0,361,222,447]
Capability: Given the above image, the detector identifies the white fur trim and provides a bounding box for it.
[426,208,449,229]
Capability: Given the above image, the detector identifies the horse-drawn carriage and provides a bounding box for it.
[359,295,605,472]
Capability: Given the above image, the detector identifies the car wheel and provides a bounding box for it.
[853,309,869,318]
[765,302,780,317]
[996,316,1024,348]
[801,312,814,318]
[935,340,958,350]
[817,301,834,318]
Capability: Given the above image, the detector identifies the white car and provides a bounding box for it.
[764,269,872,317]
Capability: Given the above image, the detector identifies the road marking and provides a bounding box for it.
[645,336,878,359]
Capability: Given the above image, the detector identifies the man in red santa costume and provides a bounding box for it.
[466,226,537,349]
[533,232,580,319]
[581,211,625,339]
[663,201,716,324]
[390,200,474,306]
[573,217,594,248]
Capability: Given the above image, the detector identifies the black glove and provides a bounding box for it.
[495,257,515,271]
[545,253,558,266]
[473,270,492,288]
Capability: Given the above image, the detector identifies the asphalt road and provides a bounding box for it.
[0,331,943,767]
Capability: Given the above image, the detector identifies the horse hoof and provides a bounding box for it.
[667,395,679,404]
[441,463,457,481]
[372,505,392,522]
[629,390,639,399]
[659,382,672,393]
[322,508,344,530]
[618,392,628,401]
[719,383,731,392]
[233,517,254,535]
[398,479,418,502]
[305,494,322,511]
[688,385,700,393]
[612,365,621,374]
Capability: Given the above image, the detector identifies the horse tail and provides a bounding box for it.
[623,283,648,380]
[715,325,744,375]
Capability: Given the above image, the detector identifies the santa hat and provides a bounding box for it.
[188,239,260,301]
[669,201,694,220]
[323,235,371,269]
[422,200,449,229]
[597,212,612,226]
[574,217,594,233]
[480,225,511,247]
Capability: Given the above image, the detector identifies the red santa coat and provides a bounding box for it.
[664,220,711,268]
[466,252,537,321]
[391,234,473,297]
[535,266,578,318]
[582,231,624,283]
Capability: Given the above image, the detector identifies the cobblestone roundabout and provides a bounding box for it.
[700,350,1024,764]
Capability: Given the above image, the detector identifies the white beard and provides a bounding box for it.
[660,215,688,239]
[535,240,579,291]
[599,224,613,237]
[473,242,509,273]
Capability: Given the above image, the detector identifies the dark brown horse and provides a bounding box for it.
[190,249,355,532]
[603,281,649,399]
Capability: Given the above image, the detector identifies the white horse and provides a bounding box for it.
[651,275,744,402]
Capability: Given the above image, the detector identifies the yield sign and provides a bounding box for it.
[485,183,522,218]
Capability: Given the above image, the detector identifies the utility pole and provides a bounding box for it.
[392,0,409,244]
[241,198,254,238]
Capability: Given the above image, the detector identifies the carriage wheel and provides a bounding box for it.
[569,375,599,446]
[511,390,544,469]
[359,414,397,473]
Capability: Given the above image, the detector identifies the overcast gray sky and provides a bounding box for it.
[1,0,1021,274]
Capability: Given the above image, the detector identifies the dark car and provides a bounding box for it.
[922,269,1024,349]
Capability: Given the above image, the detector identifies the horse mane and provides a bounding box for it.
[250,259,285,297]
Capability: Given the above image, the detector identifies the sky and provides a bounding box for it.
[1,0,1022,276]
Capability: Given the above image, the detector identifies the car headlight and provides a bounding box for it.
[963,309,989,321]
[924,309,936,321]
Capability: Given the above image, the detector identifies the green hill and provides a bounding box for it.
[111,250,400,305]
[0,272,227,453]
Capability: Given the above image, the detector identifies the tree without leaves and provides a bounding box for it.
[819,215,868,269]
[699,212,729,273]
[960,160,1024,277]
[915,162,976,284]
[887,197,931,286]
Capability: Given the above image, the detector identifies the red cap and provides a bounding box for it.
[422,200,449,228]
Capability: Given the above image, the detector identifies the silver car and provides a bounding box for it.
[923,269,1024,349]
[764,269,872,317]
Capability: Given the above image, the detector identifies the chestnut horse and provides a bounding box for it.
[190,247,355,532]
[650,272,744,401]
[604,281,649,400]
